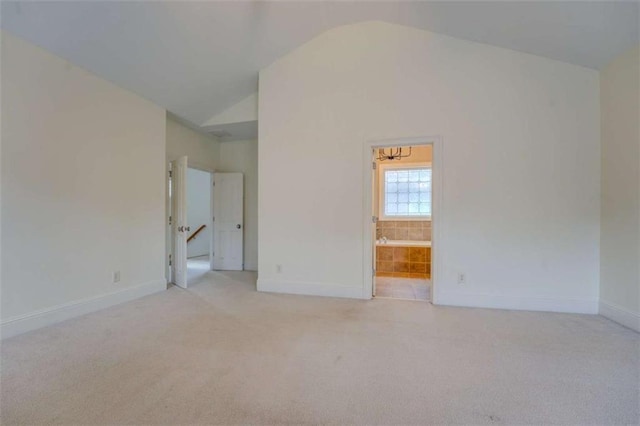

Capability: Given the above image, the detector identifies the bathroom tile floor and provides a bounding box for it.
[375,277,431,301]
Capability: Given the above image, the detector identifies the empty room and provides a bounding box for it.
[1,1,638,425]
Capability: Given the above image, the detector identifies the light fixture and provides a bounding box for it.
[376,147,412,161]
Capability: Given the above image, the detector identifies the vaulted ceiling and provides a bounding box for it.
[2,1,638,139]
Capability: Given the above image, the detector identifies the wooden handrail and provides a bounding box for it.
[187,224,207,243]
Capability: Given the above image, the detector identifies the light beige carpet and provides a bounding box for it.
[1,271,638,425]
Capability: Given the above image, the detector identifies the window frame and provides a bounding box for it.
[378,162,432,221]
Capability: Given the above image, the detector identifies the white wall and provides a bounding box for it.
[166,115,219,171]
[258,22,600,313]
[599,46,640,331]
[203,93,258,127]
[1,32,167,336]
[218,140,259,271]
[187,168,211,258]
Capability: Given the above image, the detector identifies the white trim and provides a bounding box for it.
[377,162,433,221]
[1,280,167,339]
[166,162,172,283]
[363,136,443,302]
[214,172,219,271]
[437,291,598,314]
[257,279,363,299]
[599,300,640,332]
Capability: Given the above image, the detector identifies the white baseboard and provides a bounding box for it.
[257,278,364,299]
[599,300,640,332]
[435,291,598,314]
[1,280,167,339]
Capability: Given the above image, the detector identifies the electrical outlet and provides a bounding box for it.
[457,273,466,284]
[276,264,282,273]
[113,271,121,283]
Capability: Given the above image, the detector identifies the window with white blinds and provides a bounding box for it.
[382,166,432,218]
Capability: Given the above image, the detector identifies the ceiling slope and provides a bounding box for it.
[2,1,638,138]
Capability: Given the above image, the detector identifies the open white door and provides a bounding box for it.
[171,156,188,288]
[213,173,243,271]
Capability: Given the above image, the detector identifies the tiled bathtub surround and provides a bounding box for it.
[376,220,431,241]
[376,245,431,278]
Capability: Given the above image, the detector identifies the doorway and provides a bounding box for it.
[168,157,245,289]
[186,167,213,285]
[363,137,441,303]
[168,156,215,288]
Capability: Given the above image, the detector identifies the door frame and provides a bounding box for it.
[362,136,443,304]
[170,156,189,288]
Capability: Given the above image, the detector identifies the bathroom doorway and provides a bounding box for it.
[363,137,440,302]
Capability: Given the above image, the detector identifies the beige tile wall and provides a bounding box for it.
[376,221,431,241]
[376,246,431,278]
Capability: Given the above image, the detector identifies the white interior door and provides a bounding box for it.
[171,156,188,288]
[213,173,243,271]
